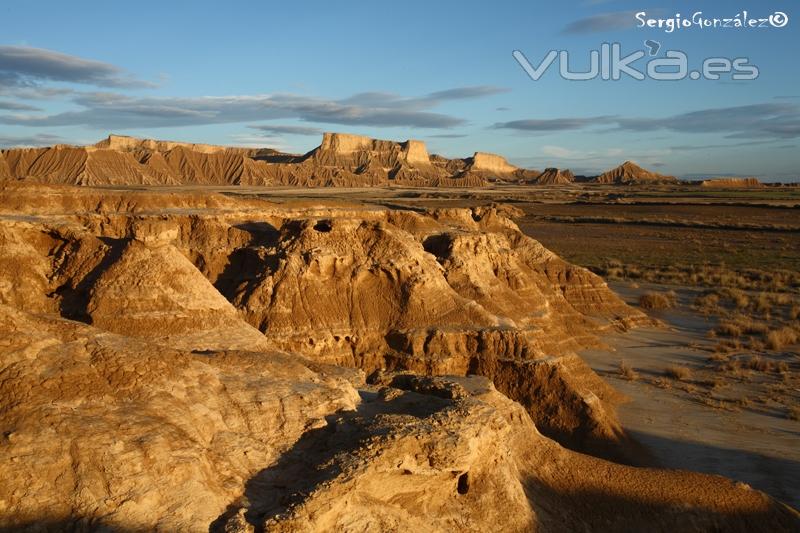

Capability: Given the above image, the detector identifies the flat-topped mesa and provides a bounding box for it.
[470,152,518,174]
[94,134,232,154]
[319,132,374,154]
[700,177,763,188]
[318,132,431,164]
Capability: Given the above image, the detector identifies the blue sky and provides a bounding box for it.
[0,0,798,179]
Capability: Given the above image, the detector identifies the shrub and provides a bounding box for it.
[639,290,677,310]
[665,365,691,381]
[716,321,742,338]
[727,289,750,309]
[617,360,638,381]
[767,327,799,350]
[708,353,728,363]
[746,356,772,372]
[747,337,765,351]
[694,292,721,315]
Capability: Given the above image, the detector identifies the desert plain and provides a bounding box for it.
[0,134,798,532]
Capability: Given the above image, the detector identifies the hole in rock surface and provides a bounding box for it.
[313,220,332,232]
[457,472,470,495]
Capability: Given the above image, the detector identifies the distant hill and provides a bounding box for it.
[593,161,677,185]
[534,168,575,185]
[1,134,683,188]
[0,133,540,187]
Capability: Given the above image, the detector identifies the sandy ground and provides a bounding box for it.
[582,282,800,509]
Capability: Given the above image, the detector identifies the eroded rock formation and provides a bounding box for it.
[535,167,575,184]
[0,133,667,188]
[0,133,490,187]
[0,182,797,531]
[593,161,677,184]
[699,177,763,188]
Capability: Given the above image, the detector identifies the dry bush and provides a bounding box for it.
[715,339,742,354]
[776,361,789,373]
[716,321,742,338]
[699,377,725,391]
[746,356,772,372]
[721,314,769,335]
[714,341,732,354]
[767,327,799,350]
[639,290,677,310]
[787,405,800,421]
[665,365,692,381]
[694,292,721,315]
[617,360,638,381]
[755,292,773,317]
[726,289,750,309]
[791,305,800,321]
[721,359,746,377]
[652,377,672,389]
[699,397,726,410]
[747,337,766,351]
[735,396,752,408]
[708,353,728,363]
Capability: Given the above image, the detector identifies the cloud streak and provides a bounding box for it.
[562,10,640,34]
[0,45,152,89]
[492,116,614,131]
[0,100,41,111]
[0,132,64,147]
[493,103,800,140]
[249,124,323,136]
[0,86,505,130]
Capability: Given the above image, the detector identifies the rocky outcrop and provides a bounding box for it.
[0,133,588,188]
[0,133,488,187]
[0,304,361,531]
[593,161,677,184]
[0,183,798,531]
[535,167,575,184]
[470,151,518,174]
[0,183,647,462]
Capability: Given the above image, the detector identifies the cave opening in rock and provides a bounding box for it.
[457,472,470,495]
[313,220,332,232]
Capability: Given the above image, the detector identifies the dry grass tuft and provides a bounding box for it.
[617,360,638,381]
[694,293,721,315]
[716,321,742,338]
[639,290,677,310]
[708,352,728,363]
[746,356,772,372]
[767,327,799,351]
[787,405,800,421]
[665,365,692,381]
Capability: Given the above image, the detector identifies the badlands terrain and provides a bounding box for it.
[0,135,798,531]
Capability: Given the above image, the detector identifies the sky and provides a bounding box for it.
[0,0,798,180]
